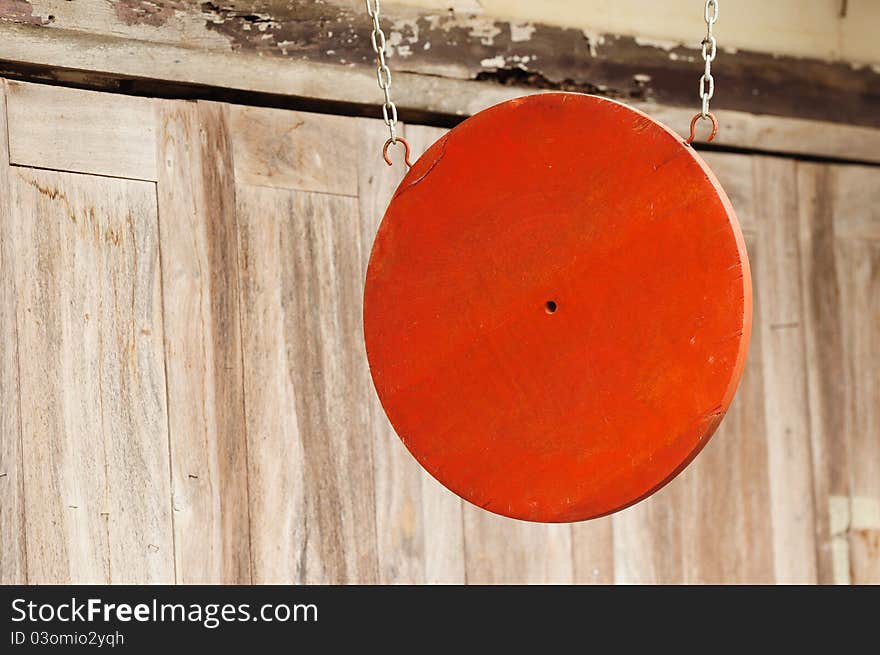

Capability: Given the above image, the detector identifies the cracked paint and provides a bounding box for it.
[0,0,50,26]
[0,0,874,128]
[113,0,187,28]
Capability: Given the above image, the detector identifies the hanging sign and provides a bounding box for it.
[364,93,752,522]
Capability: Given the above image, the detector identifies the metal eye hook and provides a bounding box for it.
[383,137,413,168]
[686,112,718,145]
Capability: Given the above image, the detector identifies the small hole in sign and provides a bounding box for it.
[545,300,557,314]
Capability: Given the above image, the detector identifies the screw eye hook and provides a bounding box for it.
[686,112,718,145]
[383,137,413,168]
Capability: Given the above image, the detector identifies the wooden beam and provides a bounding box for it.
[1,2,879,162]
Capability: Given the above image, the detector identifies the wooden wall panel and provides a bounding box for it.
[612,484,686,584]
[701,152,758,235]
[0,79,877,585]
[463,508,573,584]
[836,238,880,584]
[229,105,359,196]
[797,163,850,583]
[677,236,775,584]
[356,120,424,584]
[11,167,173,583]
[810,165,880,584]
[0,80,27,584]
[237,185,379,583]
[156,100,252,584]
[571,518,615,584]
[5,81,158,182]
[358,122,469,584]
[752,157,819,584]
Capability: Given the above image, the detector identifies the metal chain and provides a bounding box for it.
[687,0,719,143]
[367,2,399,142]
[700,0,718,117]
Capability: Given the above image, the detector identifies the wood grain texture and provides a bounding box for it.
[836,238,880,584]
[237,185,378,584]
[701,152,757,235]
[5,80,158,181]
[571,518,615,584]
[612,483,685,584]
[679,235,775,584]
[11,167,173,583]
[753,156,818,583]
[358,121,469,584]
[229,105,358,195]
[796,163,849,583]
[0,79,27,584]
[1,79,877,584]
[357,119,425,583]
[156,99,251,584]
[797,163,880,584]
[822,166,880,583]
[821,166,880,241]
[464,508,573,584]
[1,20,879,162]
[2,1,880,135]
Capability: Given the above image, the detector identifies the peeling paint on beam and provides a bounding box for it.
[3,0,880,129]
[183,2,880,126]
[114,1,189,28]
[0,0,52,26]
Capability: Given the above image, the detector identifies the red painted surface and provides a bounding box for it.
[364,93,752,523]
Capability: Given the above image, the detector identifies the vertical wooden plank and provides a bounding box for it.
[677,236,775,583]
[0,79,28,583]
[752,156,818,583]
[800,163,880,582]
[238,185,379,583]
[571,517,614,584]
[701,152,758,234]
[359,121,428,583]
[463,509,573,584]
[796,163,850,583]
[679,154,776,583]
[357,119,422,583]
[15,168,108,582]
[833,203,880,583]
[358,120,467,583]
[234,184,305,584]
[420,473,466,583]
[406,124,467,584]
[12,168,174,583]
[612,483,684,584]
[156,99,251,583]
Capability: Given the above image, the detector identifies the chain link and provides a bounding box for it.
[367,0,399,143]
[698,0,719,118]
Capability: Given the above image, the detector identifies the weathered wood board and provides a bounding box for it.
[1,0,879,134]
[1,6,880,163]
[0,79,877,584]
[10,165,173,583]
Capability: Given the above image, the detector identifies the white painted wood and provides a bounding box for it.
[1,25,878,162]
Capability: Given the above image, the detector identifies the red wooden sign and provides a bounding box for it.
[364,93,752,522]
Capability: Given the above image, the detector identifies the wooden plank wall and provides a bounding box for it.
[0,80,877,584]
